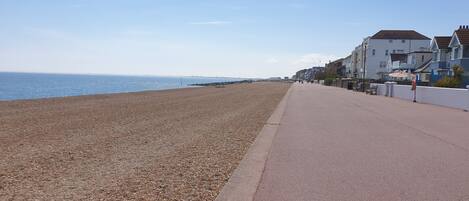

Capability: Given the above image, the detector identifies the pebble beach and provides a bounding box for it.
[0,82,290,201]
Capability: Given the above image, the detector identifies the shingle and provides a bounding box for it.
[433,36,452,49]
[455,29,469,45]
[371,30,430,40]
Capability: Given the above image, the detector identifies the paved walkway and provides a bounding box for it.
[254,83,469,201]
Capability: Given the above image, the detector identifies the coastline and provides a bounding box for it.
[0,82,291,200]
[0,85,202,102]
[0,80,252,103]
[0,72,246,101]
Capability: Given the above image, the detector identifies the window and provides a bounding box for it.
[389,40,393,43]
[385,50,389,56]
[421,55,425,62]
[464,45,469,58]
[380,61,387,68]
[454,47,460,59]
[372,49,376,56]
[402,40,406,43]
[393,50,396,53]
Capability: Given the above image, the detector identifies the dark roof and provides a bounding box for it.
[326,58,344,66]
[371,30,430,40]
[390,53,407,62]
[433,36,452,49]
[455,28,469,45]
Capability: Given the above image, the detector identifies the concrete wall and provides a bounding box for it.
[371,83,469,111]
[393,85,414,101]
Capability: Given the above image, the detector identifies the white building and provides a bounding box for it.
[361,30,431,79]
[343,55,353,78]
[350,40,368,78]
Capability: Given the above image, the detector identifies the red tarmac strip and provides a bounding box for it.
[254,83,469,201]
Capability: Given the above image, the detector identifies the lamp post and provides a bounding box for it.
[361,39,368,92]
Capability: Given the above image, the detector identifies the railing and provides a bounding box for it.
[429,61,450,69]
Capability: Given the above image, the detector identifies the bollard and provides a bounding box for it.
[389,82,396,97]
[385,82,390,97]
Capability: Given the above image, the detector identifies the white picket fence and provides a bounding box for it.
[371,83,469,111]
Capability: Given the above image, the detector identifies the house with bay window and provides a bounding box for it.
[429,36,452,80]
[430,26,469,86]
[449,26,469,72]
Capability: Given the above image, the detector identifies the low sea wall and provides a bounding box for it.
[371,83,469,111]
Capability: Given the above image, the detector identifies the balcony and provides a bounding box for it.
[429,61,450,69]
[449,58,469,68]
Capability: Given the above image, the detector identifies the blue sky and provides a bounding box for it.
[1,0,468,78]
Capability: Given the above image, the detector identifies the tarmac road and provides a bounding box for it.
[254,83,469,201]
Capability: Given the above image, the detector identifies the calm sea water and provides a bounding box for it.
[0,72,243,101]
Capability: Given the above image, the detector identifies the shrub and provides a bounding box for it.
[453,65,464,80]
[324,78,334,86]
[434,65,464,88]
[435,76,460,88]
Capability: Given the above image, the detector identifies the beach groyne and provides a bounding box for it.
[190,79,253,87]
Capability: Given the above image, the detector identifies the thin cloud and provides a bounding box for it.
[292,53,339,67]
[266,57,280,64]
[189,21,232,25]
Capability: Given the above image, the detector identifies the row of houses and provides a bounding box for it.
[325,26,469,87]
[292,67,325,81]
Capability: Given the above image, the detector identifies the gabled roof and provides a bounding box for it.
[371,30,431,40]
[455,28,469,45]
[390,53,407,62]
[432,36,452,49]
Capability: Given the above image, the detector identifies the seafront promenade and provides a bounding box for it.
[220,83,469,201]
[257,83,469,200]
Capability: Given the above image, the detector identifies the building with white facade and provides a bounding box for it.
[343,55,353,78]
[350,39,368,79]
[361,30,431,79]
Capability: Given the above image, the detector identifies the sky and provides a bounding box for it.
[1,0,469,78]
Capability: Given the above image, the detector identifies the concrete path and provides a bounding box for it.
[254,83,469,201]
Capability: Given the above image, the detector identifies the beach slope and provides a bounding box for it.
[0,82,290,201]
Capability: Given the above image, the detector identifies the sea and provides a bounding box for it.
[0,72,243,101]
